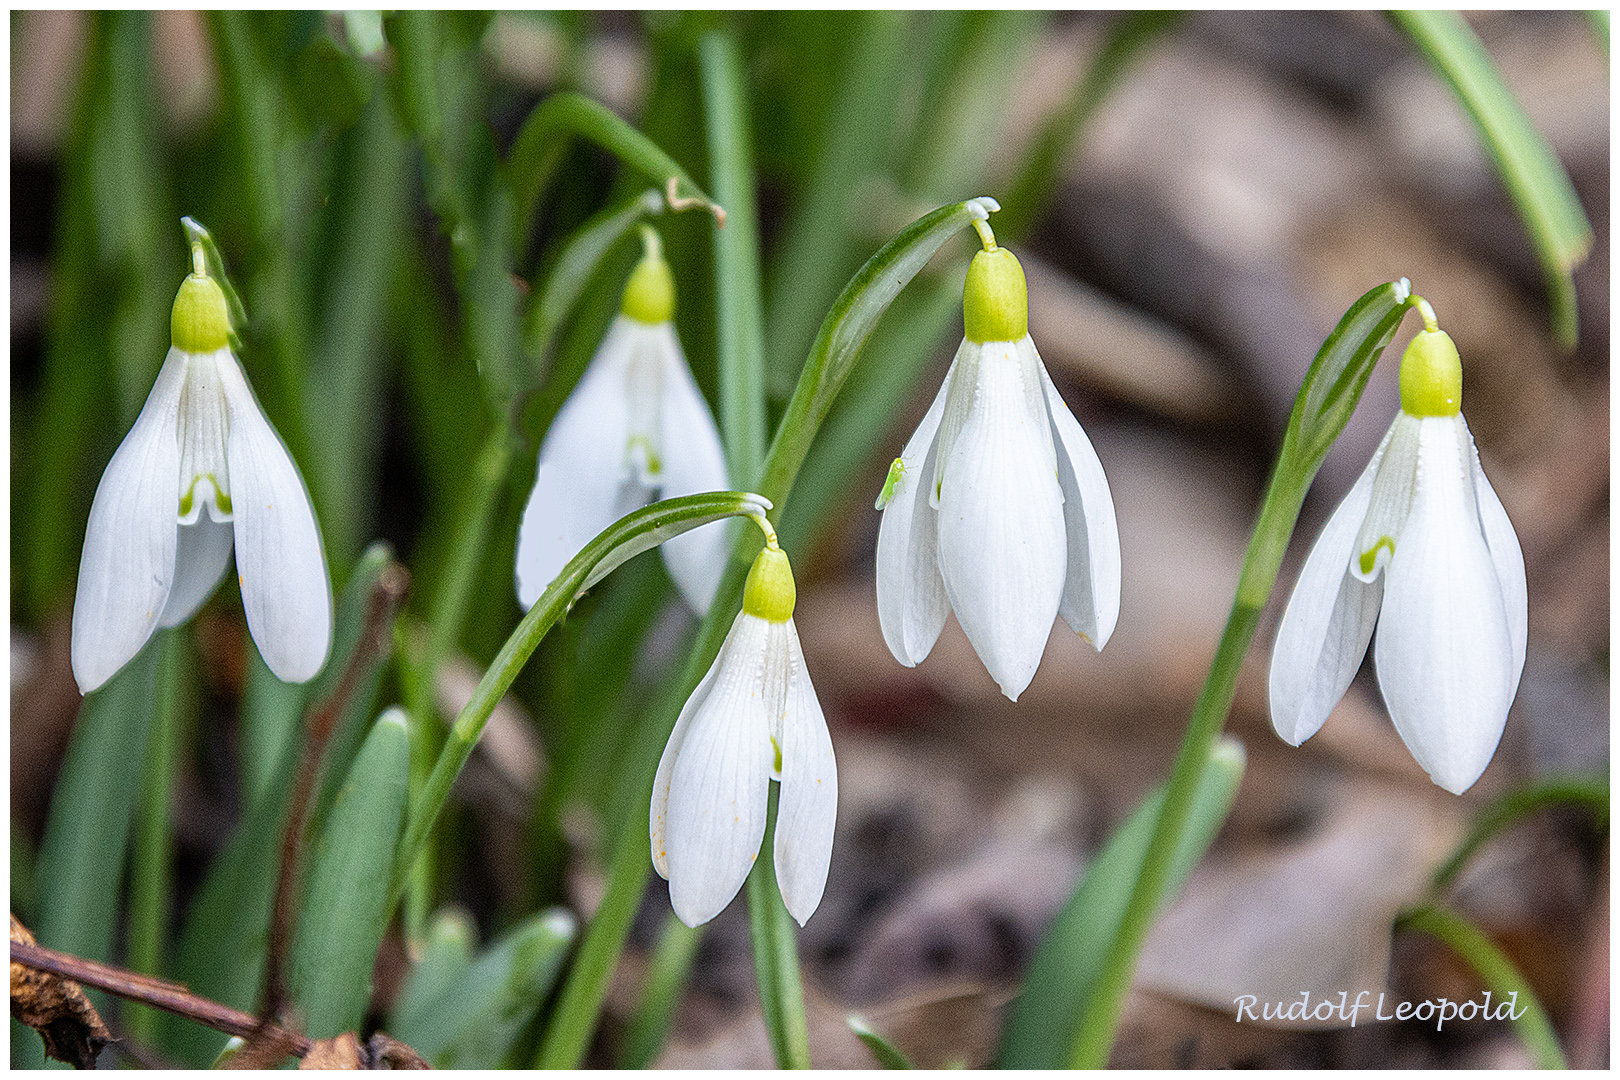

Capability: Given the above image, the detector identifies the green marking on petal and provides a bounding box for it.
[1359,536,1395,577]
[770,735,782,775]
[876,457,906,509]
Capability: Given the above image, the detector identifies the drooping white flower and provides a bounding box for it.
[1269,311,1527,793]
[875,223,1120,701]
[71,243,332,694]
[515,226,730,615]
[651,532,836,928]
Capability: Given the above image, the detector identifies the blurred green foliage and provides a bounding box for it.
[11,10,1590,1070]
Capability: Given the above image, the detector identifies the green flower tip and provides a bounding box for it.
[1399,328,1462,417]
[742,543,796,623]
[962,246,1028,344]
[171,269,231,354]
[621,227,675,324]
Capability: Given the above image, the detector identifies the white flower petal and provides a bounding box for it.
[663,611,775,926]
[70,348,187,693]
[1268,443,1386,746]
[875,362,953,666]
[218,350,333,684]
[1033,346,1121,650]
[773,621,837,926]
[651,321,733,615]
[159,516,235,627]
[515,319,637,610]
[936,340,1067,701]
[651,625,729,879]
[1463,417,1528,697]
[1375,416,1515,794]
[1352,412,1421,582]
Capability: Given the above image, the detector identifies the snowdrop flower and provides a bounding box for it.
[874,214,1120,701]
[1269,302,1527,793]
[651,520,836,927]
[71,240,332,693]
[515,225,730,615]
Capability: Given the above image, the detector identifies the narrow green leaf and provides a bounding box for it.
[299,89,410,568]
[31,646,160,972]
[617,913,704,1068]
[125,630,188,1046]
[291,710,411,1038]
[1398,905,1567,1069]
[389,907,477,1035]
[997,738,1245,1069]
[747,786,811,1068]
[762,10,911,399]
[1391,10,1593,347]
[508,90,725,253]
[1431,774,1608,894]
[701,30,769,485]
[160,546,399,1065]
[849,1016,918,1069]
[389,908,577,1068]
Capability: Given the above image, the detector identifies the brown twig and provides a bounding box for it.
[261,564,410,1026]
[10,938,313,1056]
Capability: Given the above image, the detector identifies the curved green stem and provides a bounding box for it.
[747,785,812,1068]
[1399,905,1567,1069]
[1431,774,1609,894]
[387,491,772,913]
[537,198,992,1068]
[1067,281,1417,1067]
[507,90,724,253]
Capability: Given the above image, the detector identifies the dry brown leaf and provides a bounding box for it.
[1136,784,1465,1027]
[9,914,112,1069]
[296,1030,430,1070]
[301,1031,364,1070]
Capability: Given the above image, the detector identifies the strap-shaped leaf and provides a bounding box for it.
[290,709,411,1038]
[997,739,1245,1069]
[1392,10,1593,348]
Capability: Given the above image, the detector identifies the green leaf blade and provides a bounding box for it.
[290,709,411,1039]
[997,738,1246,1069]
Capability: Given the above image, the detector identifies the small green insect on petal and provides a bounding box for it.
[876,457,906,509]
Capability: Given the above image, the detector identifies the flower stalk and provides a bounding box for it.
[1067,281,1418,1066]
